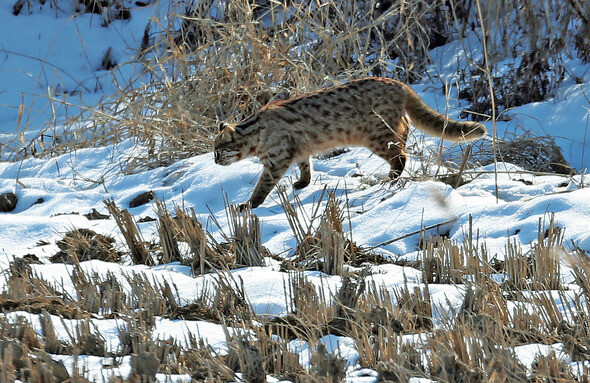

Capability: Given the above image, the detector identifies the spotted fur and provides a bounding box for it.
[214,77,486,208]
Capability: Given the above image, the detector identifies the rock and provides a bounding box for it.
[129,191,155,208]
[84,208,110,220]
[0,192,18,212]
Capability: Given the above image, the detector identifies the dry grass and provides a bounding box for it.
[3,0,590,380]
[458,0,584,120]
[6,0,571,168]
[2,193,590,381]
[104,199,155,266]
[4,0,582,184]
[279,189,380,275]
[470,131,575,175]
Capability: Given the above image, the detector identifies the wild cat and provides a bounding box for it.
[214,77,486,208]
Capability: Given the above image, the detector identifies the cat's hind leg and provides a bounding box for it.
[366,119,409,180]
[293,157,312,190]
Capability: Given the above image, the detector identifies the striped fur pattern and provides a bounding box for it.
[214,77,486,208]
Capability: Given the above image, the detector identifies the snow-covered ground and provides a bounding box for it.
[1,1,590,382]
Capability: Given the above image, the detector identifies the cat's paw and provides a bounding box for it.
[293,179,310,190]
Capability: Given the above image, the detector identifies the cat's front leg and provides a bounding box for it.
[244,163,290,209]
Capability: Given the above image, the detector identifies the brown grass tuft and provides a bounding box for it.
[104,199,155,266]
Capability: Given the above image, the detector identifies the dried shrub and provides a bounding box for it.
[225,203,266,268]
[1,261,85,319]
[309,343,347,383]
[557,320,590,362]
[154,199,182,264]
[249,327,304,381]
[75,319,107,357]
[281,190,374,275]
[503,215,563,291]
[393,282,433,332]
[172,205,219,275]
[0,337,70,382]
[459,280,509,331]
[0,316,41,349]
[530,351,576,382]
[104,199,155,266]
[507,303,552,345]
[421,235,465,284]
[10,0,460,168]
[211,272,254,323]
[165,300,220,323]
[50,228,120,264]
[124,273,171,321]
[225,335,266,383]
[462,52,566,121]
[568,0,590,62]
[457,0,579,121]
[0,296,87,321]
[181,347,235,381]
[13,0,131,25]
[130,351,160,382]
[69,265,129,314]
[428,324,529,383]
[470,131,574,175]
[365,0,454,82]
[267,279,321,341]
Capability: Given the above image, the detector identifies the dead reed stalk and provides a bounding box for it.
[104,199,155,266]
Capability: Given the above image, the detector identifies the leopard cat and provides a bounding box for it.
[214,77,486,208]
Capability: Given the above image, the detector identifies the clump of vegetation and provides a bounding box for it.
[50,228,120,264]
[2,193,589,381]
[458,0,586,120]
[13,0,131,24]
[3,0,589,379]
[470,131,575,174]
[7,0,585,173]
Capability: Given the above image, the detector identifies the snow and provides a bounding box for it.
[1,0,590,381]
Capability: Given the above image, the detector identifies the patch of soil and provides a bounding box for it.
[439,174,470,188]
[137,216,156,223]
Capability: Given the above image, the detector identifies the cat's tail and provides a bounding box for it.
[403,85,486,142]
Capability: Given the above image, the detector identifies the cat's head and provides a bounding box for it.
[213,123,243,165]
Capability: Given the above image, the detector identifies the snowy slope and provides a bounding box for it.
[1,1,590,381]
[2,143,589,265]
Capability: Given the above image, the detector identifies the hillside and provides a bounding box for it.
[1,0,590,382]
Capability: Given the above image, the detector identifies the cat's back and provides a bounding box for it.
[258,77,404,127]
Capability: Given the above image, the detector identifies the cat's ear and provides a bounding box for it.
[219,123,242,135]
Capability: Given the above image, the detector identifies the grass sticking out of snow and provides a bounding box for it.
[1,197,590,382]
